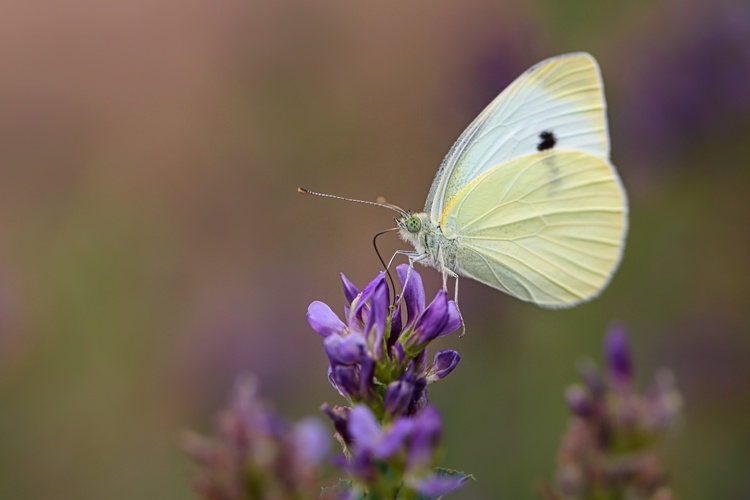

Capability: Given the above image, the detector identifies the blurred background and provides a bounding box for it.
[0,0,748,498]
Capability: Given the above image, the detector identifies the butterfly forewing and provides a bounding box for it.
[426,52,609,223]
[441,151,627,308]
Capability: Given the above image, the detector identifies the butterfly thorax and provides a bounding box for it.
[396,212,460,274]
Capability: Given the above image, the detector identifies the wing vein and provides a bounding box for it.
[468,241,586,299]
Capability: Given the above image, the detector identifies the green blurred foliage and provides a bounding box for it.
[0,0,748,498]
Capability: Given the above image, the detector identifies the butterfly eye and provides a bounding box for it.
[406,216,421,233]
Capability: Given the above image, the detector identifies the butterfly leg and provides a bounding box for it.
[443,268,466,337]
[436,245,449,291]
[386,250,424,270]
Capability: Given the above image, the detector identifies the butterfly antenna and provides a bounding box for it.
[373,228,400,304]
[298,187,407,216]
[375,196,407,214]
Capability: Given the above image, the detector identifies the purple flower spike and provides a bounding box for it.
[307,301,347,337]
[348,405,382,448]
[347,405,416,460]
[389,302,403,346]
[384,379,413,417]
[384,368,419,417]
[604,324,632,386]
[311,269,468,493]
[324,332,366,365]
[358,272,386,305]
[413,349,427,373]
[330,402,463,496]
[426,350,461,383]
[327,366,339,394]
[358,357,376,400]
[330,365,361,398]
[439,301,462,338]
[411,291,450,347]
[374,418,415,459]
[391,341,406,365]
[351,272,386,325]
[321,404,351,445]
[340,273,359,305]
[364,278,389,359]
[407,406,442,470]
[397,264,425,326]
[408,377,428,415]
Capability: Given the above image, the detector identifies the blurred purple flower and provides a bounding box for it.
[645,370,683,431]
[181,375,331,499]
[552,326,682,499]
[619,0,750,165]
[564,385,594,418]
[577,358,605,399]
[604,323,633,388]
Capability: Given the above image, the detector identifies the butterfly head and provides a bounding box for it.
[396,211,430,252]
[404,213,422,233]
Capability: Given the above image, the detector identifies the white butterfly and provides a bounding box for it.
[393,52,628,308]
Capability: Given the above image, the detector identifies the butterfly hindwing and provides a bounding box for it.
[440,150,627,307]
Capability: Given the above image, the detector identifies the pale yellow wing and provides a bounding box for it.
[441,150,627,307]
[426,52,609,223]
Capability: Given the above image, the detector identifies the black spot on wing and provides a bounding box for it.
[537,130,556,151]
